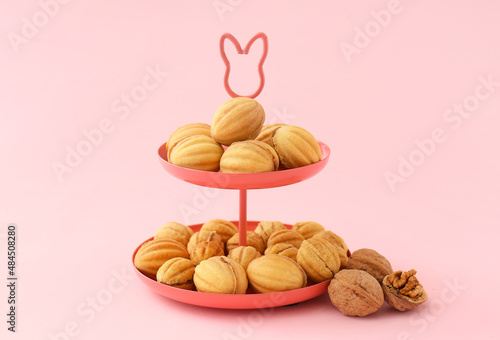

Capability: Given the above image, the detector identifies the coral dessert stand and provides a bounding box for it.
[132,33,332,309]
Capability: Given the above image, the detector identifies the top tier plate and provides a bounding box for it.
[158,141,331,189]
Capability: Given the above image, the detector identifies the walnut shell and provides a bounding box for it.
[156,257,195,290]
[193,256,248,294]
[272,125,321,169]
[312,230,349,255]
[134,238,189,279]
[200,219,238,244]
[187,231,224,254]
[211,97,265,146]
[227,246,261,270]
[190,241,224,265]
[247,255,307,294]
[255,123,287,146]
[346,248,393,284]
[166,123,211,160]
[220,140,279,173]
[227,232,266,254]
[267,229,305,249]
[328,269,384,317]
[169,135,224,171]
[297,238,341,283]
[382,270,428,311]
[264,243,298,262]
[154,222,194,247]
[254,221,287,244]
[292,221,326,240]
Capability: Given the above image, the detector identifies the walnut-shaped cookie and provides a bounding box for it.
[227,246,261,270]
[193,256,248,294]
[154,222,193,247]
[190,241,224,265]
[156,257,195,290]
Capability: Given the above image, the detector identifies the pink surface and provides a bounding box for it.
[1,1,500,339]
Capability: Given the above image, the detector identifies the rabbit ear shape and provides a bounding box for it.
[220,32,268,99]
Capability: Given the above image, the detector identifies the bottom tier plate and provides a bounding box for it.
[132,221,331,309]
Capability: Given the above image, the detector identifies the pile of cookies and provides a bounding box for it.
[166,97,322,173]
[134,219,348,294]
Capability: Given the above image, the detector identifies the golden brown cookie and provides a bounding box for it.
[267,229,305,249]
[226,232,266,254]
[156,257,195,290]
[264,243,298,262]
[134,238,189,279]
[272,125,321,169]
[154,222,193,247]
[193,256,248,294]
[255,123,287,146]
[187,230,224,254]
[227,246,261,270]
[200,219,238,244]
[247,255,307,293]
[254,221,287,244]
[220,140,279,173]
[211,97,265,146]
[169,135,224,171]
[312,230,349,255]
[190,241,225,265]
[166,123,211,160]
[297,238,341,283]
[292,221,325,240]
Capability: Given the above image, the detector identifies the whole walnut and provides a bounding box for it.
[328,269,384,317]
[346,248,393,284]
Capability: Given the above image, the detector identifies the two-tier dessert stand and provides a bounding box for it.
[132,33,331,309]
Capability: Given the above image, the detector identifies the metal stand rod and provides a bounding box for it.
[239,189,247,246]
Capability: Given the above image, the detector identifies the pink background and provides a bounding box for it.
[1,0,499,339]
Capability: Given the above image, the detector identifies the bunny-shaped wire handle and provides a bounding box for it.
[219,32,268,99]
